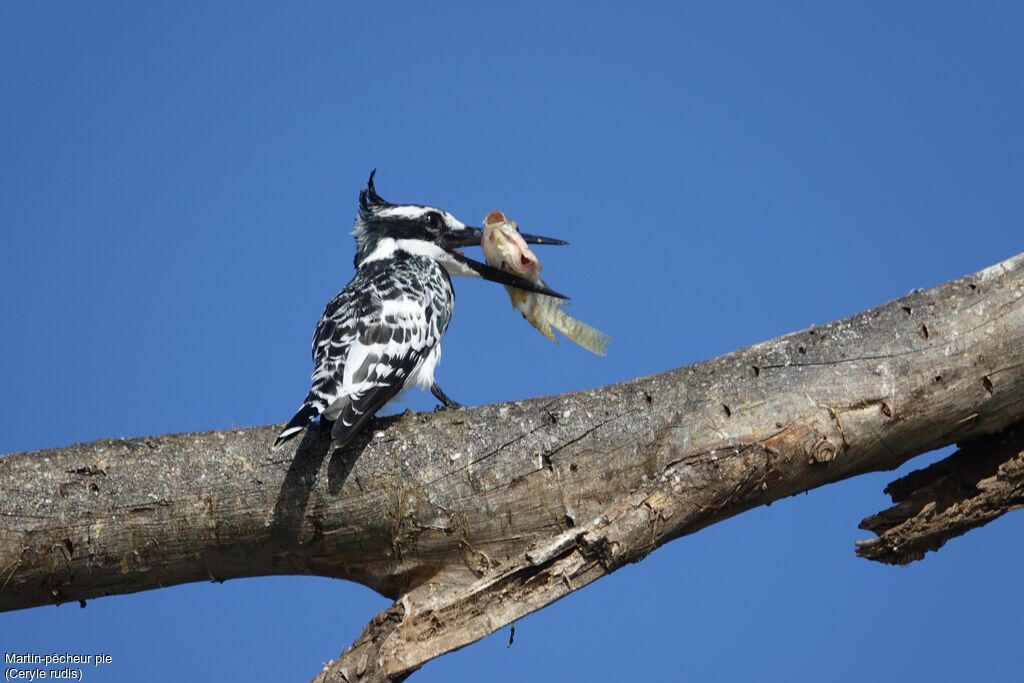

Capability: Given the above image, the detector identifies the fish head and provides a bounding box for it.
[482,211,543,279]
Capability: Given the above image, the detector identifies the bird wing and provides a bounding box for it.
[312,261,449,446]
[275,256,453,449]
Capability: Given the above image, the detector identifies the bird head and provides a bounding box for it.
[352,171,569,299]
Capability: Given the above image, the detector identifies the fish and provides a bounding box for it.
[481,210,610,356]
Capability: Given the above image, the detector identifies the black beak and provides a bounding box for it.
[443,226,569,248]
[444,250,569,300]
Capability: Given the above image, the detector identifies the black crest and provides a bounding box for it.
[359,169,391,216]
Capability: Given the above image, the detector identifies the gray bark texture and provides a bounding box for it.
[2,253,1023,682]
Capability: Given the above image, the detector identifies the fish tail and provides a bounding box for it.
[543,301,611,356]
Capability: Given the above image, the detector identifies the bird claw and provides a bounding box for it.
[430,382,463,411]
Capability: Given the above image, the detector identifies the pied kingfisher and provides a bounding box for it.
[274,171,568,448]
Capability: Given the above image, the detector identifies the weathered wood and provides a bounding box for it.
[857,423,1024,564]
[2,253,1023,682]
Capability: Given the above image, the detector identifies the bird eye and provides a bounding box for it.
[424,212,444,234]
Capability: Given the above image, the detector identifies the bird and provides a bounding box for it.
[273,171,569,449]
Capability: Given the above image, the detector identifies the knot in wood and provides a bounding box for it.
[811,438,838,464]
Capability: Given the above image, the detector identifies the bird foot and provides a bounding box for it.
[430,382,463,411]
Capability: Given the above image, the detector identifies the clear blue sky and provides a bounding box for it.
[2,2,1022,681]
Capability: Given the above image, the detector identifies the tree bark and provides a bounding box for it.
[2,253,1023,682]
[857,423,1024,564]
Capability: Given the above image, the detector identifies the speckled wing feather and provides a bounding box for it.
[274,254,453,448]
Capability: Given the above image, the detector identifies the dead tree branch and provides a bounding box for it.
[857,423,1024,564]
[2,253,1023,682]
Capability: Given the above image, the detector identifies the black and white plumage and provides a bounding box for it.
[274,171,569,449]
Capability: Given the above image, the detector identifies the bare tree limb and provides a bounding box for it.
[2,253,1023,682]
[857,423,1024,564]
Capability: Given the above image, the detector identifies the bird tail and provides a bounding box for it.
[328,391,394,448]
[273,395,323,448]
